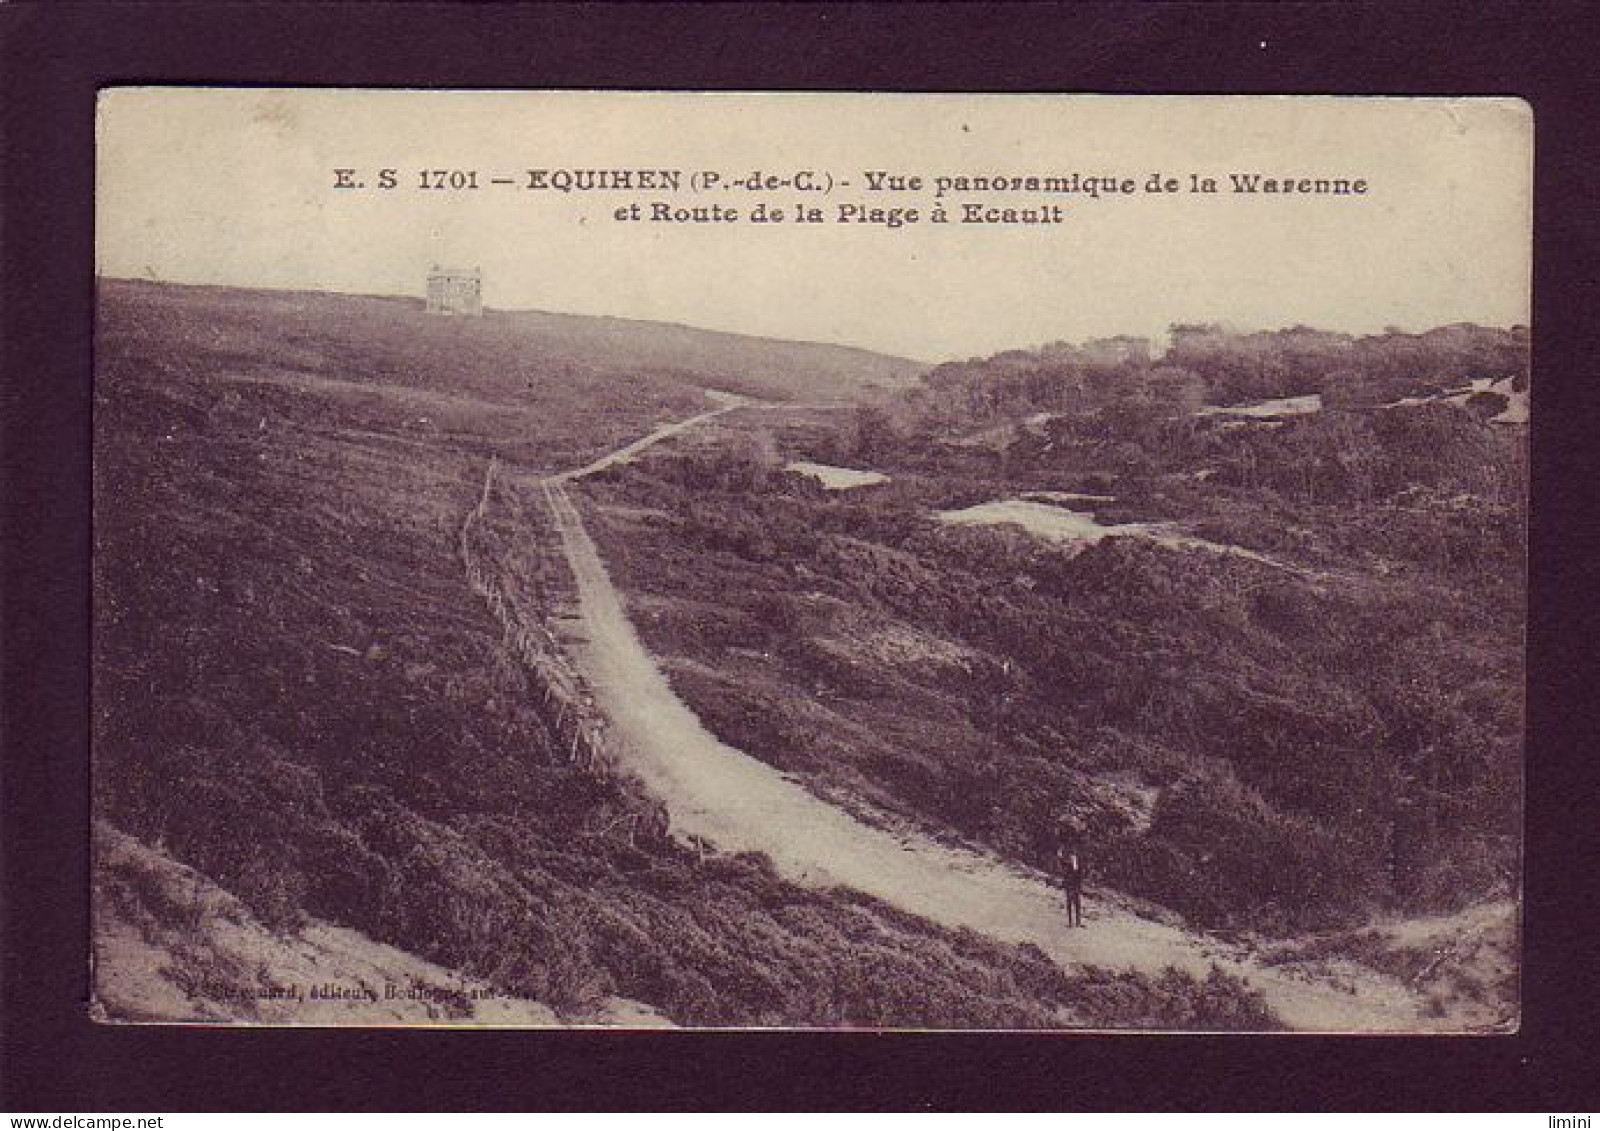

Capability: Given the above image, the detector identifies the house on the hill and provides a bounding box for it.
[426,265,483,315]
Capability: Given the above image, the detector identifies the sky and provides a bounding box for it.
[97,90,1532,363]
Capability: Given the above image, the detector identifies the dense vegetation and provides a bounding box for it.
[581,322,1526,940]
[93,280,1276,1028]
[909,323,1527,425]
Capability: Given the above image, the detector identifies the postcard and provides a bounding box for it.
[92,90,1529,1031]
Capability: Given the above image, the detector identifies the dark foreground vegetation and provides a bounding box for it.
[582,322,1526,942]
[93,280,1276,1028]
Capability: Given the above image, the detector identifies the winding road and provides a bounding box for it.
[534,396,1436,1032]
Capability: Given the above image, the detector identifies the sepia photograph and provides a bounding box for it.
[90,89,1530,1032]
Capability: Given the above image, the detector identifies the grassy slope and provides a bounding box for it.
[94,821,583,1026]
[98,278,923,412]
[478,306,924,401]
[93,280,1270,1029]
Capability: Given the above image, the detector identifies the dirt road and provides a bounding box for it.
[550,393,750,484]
[537,402,1437,1032]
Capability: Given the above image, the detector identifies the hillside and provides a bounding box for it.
[92,279,1273,1029]
[98,278,922,418]
[486,305,923,401]
[94,821,631,1026]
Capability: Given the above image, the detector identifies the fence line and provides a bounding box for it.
[456,460,664,836]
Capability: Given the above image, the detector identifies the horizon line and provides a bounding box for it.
[96,272,1527,368]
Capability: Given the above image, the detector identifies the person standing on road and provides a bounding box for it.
[1058,840,1087,928]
